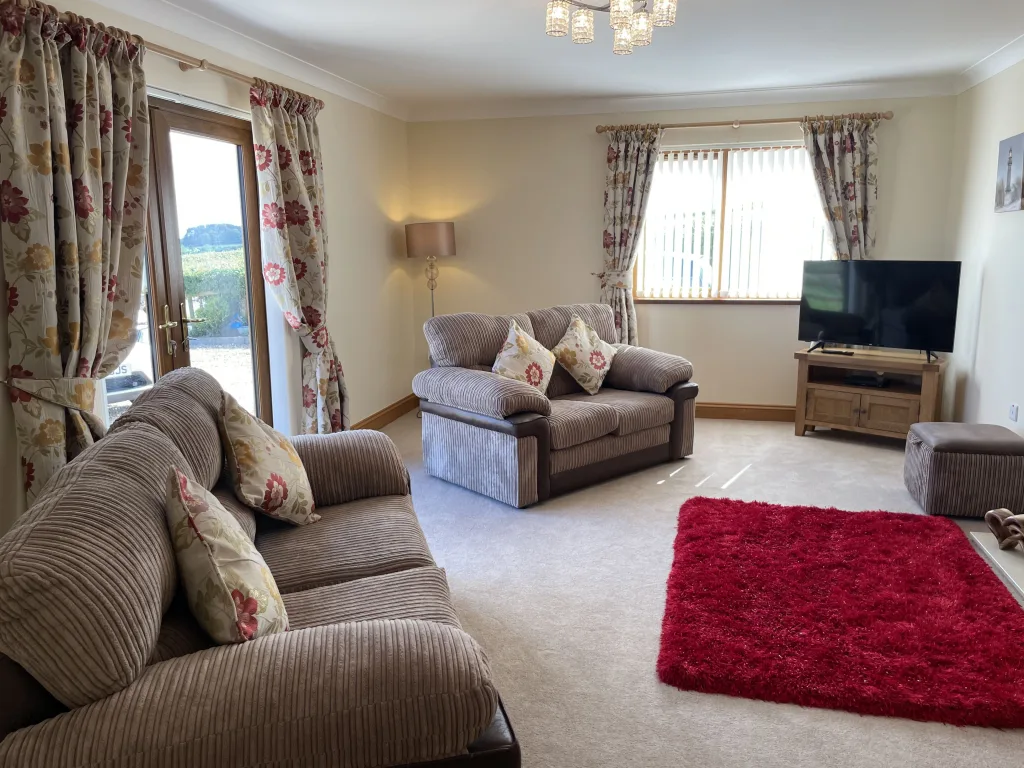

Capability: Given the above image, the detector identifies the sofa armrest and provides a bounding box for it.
[413,366,550,419]
[606,346,694,394]
[291,430,410,506]
[0,620,499,768]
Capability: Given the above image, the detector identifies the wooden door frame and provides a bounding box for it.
[147,98,273,424]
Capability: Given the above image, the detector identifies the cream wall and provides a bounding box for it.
[0,0,416,532]
[946,59,1024,432]
[408,96,958,406]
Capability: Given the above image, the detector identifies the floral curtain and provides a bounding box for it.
[1,1,149,503]
[249,79,348,434]
[802,117,879,260]
[599,125,662,345]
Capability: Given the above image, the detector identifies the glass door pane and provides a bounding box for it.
[102,256,157,424]
[168,130,259,414]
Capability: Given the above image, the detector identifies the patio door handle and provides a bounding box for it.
[179,302,206,352]
[157,304,178,358]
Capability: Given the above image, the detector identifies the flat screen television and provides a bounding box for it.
[798,260,962,354]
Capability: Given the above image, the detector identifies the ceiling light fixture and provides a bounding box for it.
[546,1,677,53]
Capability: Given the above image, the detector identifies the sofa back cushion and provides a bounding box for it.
[109,367,225,489]
[527,304,617,397]
[0,422,185,707]
[424,312,534,368]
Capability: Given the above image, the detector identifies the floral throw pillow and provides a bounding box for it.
[492,320,556,393]
[552,316,619,395]
[219,392,319,525]
[166,468,289,644]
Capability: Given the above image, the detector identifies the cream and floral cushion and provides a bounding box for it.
[492,320,556,393]
[552,316,619,395]
[166,468,289,644]
[219,392,319,525]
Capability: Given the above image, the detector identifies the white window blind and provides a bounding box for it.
[636,145,834,300]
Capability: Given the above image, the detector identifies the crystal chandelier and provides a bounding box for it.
[546,1,677,55]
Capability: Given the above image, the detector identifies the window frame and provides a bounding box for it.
[634,143,827,306]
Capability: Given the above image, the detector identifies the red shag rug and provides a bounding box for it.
[657,497,1024,728]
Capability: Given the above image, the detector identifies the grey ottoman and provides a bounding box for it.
[904,423,1024,517]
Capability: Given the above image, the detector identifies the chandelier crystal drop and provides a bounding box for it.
[653,0,678,27]
[545,0,571,37]
[613,24,634,55]
[572,8,595,44]
[632,9,653,46]
[609,0,634,30]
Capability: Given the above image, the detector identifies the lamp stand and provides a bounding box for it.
[425,254,439,318]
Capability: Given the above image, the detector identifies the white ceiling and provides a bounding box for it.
[101,0,1024,120]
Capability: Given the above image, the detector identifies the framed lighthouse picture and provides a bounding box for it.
[996,132,1024,212]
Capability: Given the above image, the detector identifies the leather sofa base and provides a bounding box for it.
[549,443,674,498]
[404,700,520,768]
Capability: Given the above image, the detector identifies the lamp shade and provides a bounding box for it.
[406,222,456,259]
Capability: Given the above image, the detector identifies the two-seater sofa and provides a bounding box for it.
[413,303,698,508]
[0,368,519,768]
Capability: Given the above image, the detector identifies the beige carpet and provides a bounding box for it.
[383,415,1024,768]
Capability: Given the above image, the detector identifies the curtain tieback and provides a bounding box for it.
[296,324,333,356]
[593,270,634,290]
[3,376,107,438]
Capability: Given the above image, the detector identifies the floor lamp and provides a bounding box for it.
[406,221,457,318]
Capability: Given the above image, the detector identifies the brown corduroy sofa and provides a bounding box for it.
[0,368,519,768]
[413,304,698,508]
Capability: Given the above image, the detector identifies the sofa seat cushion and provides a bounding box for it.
[547,398,619,450]
[560,389,674,437]
[551,425,671,474]
[256,495,434,594]
[283,566,461,631]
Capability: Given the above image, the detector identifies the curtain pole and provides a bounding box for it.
[595,112,895,134]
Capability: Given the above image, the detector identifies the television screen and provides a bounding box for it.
[798,261,962,353]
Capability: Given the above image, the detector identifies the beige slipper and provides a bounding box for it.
[986,508,1024,551]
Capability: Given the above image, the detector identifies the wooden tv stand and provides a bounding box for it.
[794,348,946,439]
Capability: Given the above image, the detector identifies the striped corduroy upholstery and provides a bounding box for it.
[147,596,214,665]
[605,345,694,394]
[414,366,551,418]
[284,567,462,630]
[422,413,539,508]
[0,621,499,768]
[527,304,617,398]
[291,430,410,506]
[904,430,1024,518]
[424,312,533,368]
[0,422,182,707]
[211,483,257,541]
[547,398,618,450]
[109,367,224,489]
[680,397,696,458]
[256,495,435,594]
[557,388,674,437]
[550,425,671,474]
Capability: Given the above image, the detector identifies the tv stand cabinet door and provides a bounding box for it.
[857,394,920,436]
[806,388,861,427]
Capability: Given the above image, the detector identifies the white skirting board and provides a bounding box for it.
[971,531,1024,600]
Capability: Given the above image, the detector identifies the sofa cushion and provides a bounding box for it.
[256,495,434,594]
[548,398,619,450]
[528,304,618,397]
[552,316,619,395]
[283,566,461,630]
[551,424,671,474]
[108,367,224,489]
[147,595,214,665]
[425,311,534,368]
[220,392,319,526]
[492,320,556,393]
[211,483,257,541]
[0,422,181,707]
[167,469,289,644]
[560,388,674,436]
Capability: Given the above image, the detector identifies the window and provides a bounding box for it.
[635,144,834,301]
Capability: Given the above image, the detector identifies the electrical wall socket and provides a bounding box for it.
[1011,404,1020,423]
